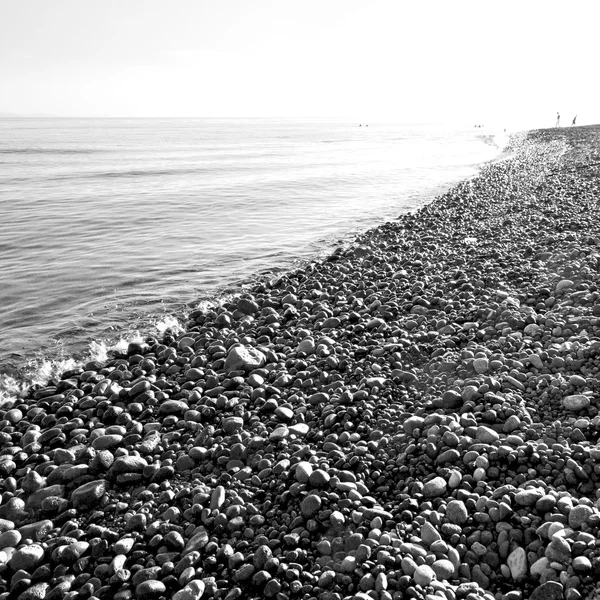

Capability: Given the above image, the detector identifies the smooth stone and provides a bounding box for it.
[295,461,313,483]
[476,425,499,444]
[423,477,447,498]
[563,395,591,411]
[72,480,109,509]
[545,537,571,562]
[413,564,436,586]
[431,559,454,580]
[531,557,550,577]
[224,346,266,373]
[9,544,45,571]
[183,528,209,554]
[529,581,564,600]
[473,358,489,374]
[300,494,322,518]
[135,580,167,599]
[445,500,468,525]
[568,504,593,529]
[507,547,527,580]
[222,417,244,435]
[515,488,545,507]
[572,556,591,572]
[420,521,442,546]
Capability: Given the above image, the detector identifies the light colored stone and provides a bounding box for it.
[507,546,527,580]
[224,345,266,373]
[563,395,591,411]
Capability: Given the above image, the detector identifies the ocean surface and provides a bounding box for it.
[0,117,506,391]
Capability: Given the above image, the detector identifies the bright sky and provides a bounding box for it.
[1,0,598,129]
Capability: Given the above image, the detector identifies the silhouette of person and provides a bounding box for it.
[572,115,577,126]
[556,112,560,127]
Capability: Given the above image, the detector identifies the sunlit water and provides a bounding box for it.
[0,117,506,389]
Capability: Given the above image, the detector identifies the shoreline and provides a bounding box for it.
[2,126,600,600]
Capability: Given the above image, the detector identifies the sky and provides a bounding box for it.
[1,0,598,130]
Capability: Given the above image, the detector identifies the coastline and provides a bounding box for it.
[2,126,600,599]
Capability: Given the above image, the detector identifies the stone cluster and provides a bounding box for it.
[2,126,600,600]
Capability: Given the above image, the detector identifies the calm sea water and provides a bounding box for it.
[0,118,505,387]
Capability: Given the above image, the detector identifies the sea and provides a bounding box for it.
[0,117,508,394]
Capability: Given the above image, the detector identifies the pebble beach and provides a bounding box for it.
[2,125,600,600]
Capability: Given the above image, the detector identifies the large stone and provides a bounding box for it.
[224,346,266,373]
[300,494,322,517]
[423,477,447,498]
[529,581,563,600]
[563,395,591,411]
[9,544,45,571]
[445,500,468,525]
[72,479,109,509]
[507,547,527,579]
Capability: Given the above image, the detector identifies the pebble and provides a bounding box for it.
[3,128,600,600]
[422,477,447,498]
[562,395,591,411]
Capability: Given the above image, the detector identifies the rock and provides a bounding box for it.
[515,488,544,507]
[445,500,468,525]
[9,544,45,571]
[473,358,489,374]
[529,581,564,600]
[420,521,441,546]
[545,537,571,562]
[224,346,266,373]
[431,559,454,580]
[158,400,188,415]
[568,504,593,529]
[72,479,109,509]
[413,564,436,586]
[563,395,591,411]
[300,493,322,517]
[183,527,209,554]
[423,477,446,498]
[572,556,592,572]
[476,425,499,444]
[507,547,527,580]
[222,417,244,435]
[135,580,167,599]
[308,469,330,487]
[436,390,462,409]
[295,461,313,483]
[16,582,49,600]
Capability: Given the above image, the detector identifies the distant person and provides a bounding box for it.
[556,112,560,127]
[572,115,577,126]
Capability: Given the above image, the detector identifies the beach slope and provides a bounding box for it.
[2,126,600,600]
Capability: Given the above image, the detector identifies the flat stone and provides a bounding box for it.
[473,358,489,374]
[515,488,545,507]
[72,480,109,509]
[507,546,527,579]
[476,425,499,444]
[563,395,591,411]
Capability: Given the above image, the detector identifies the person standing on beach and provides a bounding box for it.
[572,115,577,126]
[556,112,560,127]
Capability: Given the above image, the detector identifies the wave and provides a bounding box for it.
[0,315,187,400]
[1,165,214,185]
[0,147,100,155]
